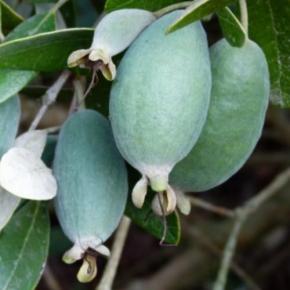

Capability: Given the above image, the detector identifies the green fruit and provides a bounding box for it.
[54,110,128,282]
[170,39,269,200]
[0,96,20,157]
[110,11,211,215]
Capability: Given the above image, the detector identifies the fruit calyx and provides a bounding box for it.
[132,174,177,216]
[67,48,116,81]
[62,240,110,283]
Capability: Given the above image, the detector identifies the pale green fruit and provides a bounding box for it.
[54,110,128,282]
[110,11,211,215]
[170,39,270,207]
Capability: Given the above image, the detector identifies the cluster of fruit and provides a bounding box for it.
[42,9,270,282]
[51,8,270,282]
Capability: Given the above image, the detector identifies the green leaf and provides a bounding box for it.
[248,0,290,107]
[6,12,56,41]
[0,0,23,32]
[0,28,93,71]
[0,188,20,232]
[0,12,56,103]
[167,0,236,33]
[105,0,186,12]
[126,191,181,245]
[0,201,50,290]
[217,7,246,47]
[0,70,36,103]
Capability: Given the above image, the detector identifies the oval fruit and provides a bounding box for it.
[68,9,156,80]
[0,96,20,157]
[170,38,270,205]
[110,11,211,214]
[54,110,128,282]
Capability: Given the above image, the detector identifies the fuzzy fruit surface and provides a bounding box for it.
[109,11,211,181]
[170,39,270,192]
[0,97,20,157]
[54,110,128,244]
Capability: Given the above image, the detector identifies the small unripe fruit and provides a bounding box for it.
[110,11,211,215]
[54,110,128,282]
[68,9,155,80]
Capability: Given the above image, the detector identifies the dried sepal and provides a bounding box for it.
[63,244,84,264]
[166,185,177,213]
[175,189,191,215]
[67,49,91,68]
[77,255,97,283]
[95,244,111,257]
[63,241,110,283]
[132,176,148,208]
[151,186,177,216]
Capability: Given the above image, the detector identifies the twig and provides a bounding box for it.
[29,70,71,131]
[186,225,261,290]
[213,168,290,290]
[154,1,192,18]
[126,169,290,290]
[239,0,248,35]
[97,217,131,290]
[189,196,235,218]
[213,211,246,290]
[241,168,290,216]
[43,264,64,290]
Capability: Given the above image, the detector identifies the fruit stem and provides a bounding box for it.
[29,70,71,131]
[157,192,168,245]
[153,1,192,18]
[239,0,248,36]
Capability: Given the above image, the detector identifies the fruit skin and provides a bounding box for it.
[170,39,270,193]
[54,109,128,249]
[109,11,211,199]
[0,96,20,157]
